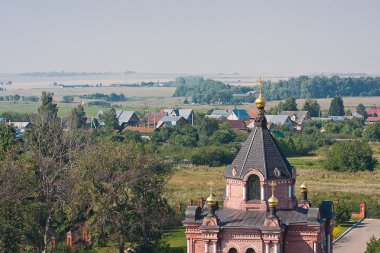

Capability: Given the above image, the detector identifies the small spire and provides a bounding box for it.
[255,76,266,108]
[300,181,307,192]
[268,181,278,208]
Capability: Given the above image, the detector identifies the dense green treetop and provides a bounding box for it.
[302,100,321,117]
[329,96,345,116]
[356,103,368,119]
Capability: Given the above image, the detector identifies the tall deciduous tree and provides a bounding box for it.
[98,108,119,131]
[328,96,345,116]
[68,141,171,253]
[69,105,87,129]
[356,103,368,119]
[302,100,320,117]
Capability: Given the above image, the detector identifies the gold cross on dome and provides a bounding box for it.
[207,180,214,194]
[269,181,277,195]
[257,76,264,94]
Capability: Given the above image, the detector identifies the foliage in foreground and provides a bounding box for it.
[365,236,380,253]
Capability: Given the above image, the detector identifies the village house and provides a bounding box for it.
[164,109,196,124]
[367,108,380,123]
[183,87,334,253]
[280,111,310,131]
[211,109,232,119]
[227,109,250,121]
[96,110,140,128]
[155,116,188,129]
[264,115,293,129]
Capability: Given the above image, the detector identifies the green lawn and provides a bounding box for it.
[164,227,187,253]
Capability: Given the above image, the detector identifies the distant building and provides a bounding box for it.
[280,111,310,131]
[164,109,196,124]
[155,116,188,129]
[227,109,250,121]
[96,110,139,128]
[211,109,232,118]
[219,119,248,131]
[146,112,166,127]
[265,115,294,128]
[367,108,380,123]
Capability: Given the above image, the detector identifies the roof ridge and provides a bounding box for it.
[262,127,267,178]
[267,130,292,177]
[239,127,258,178]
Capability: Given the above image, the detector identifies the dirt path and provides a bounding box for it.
[334,219,380,253]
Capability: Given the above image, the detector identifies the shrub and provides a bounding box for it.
[324,140,376,172]
[335,204,352,223]
[365,236,380,253]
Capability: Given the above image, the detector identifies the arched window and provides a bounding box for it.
[247,175,261,200]
[228,248,238,253]
[246,248,255,253]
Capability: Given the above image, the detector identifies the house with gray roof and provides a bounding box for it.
[210,109,231,118]
[280,111,310,131]
[164,109,196,123]
[265,115,293,128]
[155,116,188,129]
[96,110,139,128]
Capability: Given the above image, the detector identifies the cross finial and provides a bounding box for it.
[207,180,214,194]
[269,181,277,195]
[257,76,263,93]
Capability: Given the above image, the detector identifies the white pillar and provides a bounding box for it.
[265,243,270,253]
[213,242,217,253]
[261,185,265,200]
[243,185,246,200]
[288,185,292,198]
[205,242,208,252]
[226,185,229,197]
[274,243,279,253]
[313,242,317,253]
[187,239,190,253]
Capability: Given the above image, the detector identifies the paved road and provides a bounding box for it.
[334,219,380,253]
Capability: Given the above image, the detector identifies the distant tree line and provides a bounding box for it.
[263,76,380,99]
[79,92,127,102]
[0,95,39,102]
[173,76,254,104]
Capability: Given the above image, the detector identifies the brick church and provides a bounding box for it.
[183,81,335,253]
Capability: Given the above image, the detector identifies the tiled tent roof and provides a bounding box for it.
[226,124,293,180]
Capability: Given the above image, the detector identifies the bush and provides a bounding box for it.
[363,122,380,142]
[365,236,380,253]
[191,146,235,166]
[324,140,376,172]
[335,204,352,223]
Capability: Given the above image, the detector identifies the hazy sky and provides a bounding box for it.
[1,0,379,75]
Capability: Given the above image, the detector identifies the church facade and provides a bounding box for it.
[183,84,335,253]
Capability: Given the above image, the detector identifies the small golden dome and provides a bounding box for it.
[255,92,266,108]
[300,182,307,192]
[268,195,278,208]
[207,193,217,207]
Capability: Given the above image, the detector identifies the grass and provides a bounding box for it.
[164,227,187,253]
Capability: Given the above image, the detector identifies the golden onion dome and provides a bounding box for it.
[255,92,266,108]
[300,182,307,192]
[206,192,217,207]
[268,194,278,208]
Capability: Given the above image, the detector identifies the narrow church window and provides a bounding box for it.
[247,175,261,200]
[246,249,255,253]
[228,248,238,253]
